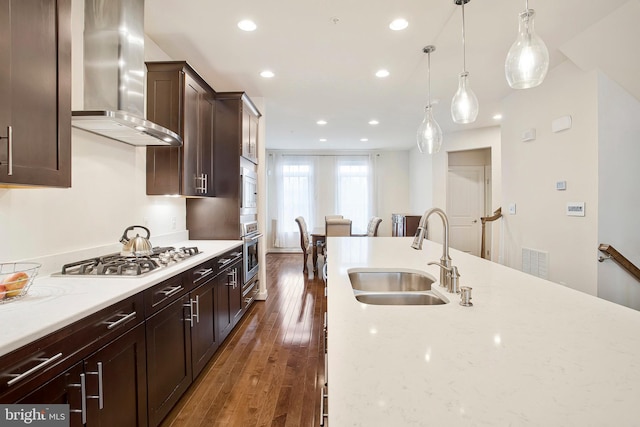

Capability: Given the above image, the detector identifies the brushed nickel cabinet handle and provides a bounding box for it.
[160,285,183,298]
[104,311,136,330]
[86,362,104,409]
[6,352,63,386]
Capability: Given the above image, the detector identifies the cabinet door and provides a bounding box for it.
[241,101,259,164]
[145,295,192,427]
[249,111,259,163]
[17,362,84,427]
[199,92,215,197]
[0,0,71,187]
[182,73,201,196]
[216,267,233,343]
[190,276,218,379]
[85,323,147,427]
[230,261,244,326]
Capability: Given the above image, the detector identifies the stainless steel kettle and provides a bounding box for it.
[120,225,154,257]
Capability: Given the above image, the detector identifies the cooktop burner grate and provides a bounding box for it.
[59,246,200,277]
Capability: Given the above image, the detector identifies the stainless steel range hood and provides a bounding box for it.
[72,0,182,147]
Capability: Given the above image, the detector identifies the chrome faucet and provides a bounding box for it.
[411,208,460,293]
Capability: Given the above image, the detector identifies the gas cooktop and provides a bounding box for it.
[57,246,201,277]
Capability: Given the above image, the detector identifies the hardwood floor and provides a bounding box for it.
[161,253,326,427]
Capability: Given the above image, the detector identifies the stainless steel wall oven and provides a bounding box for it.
[241,221,262,308]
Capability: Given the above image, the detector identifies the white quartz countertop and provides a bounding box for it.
[0,240,242,357]
[327,237,640,426]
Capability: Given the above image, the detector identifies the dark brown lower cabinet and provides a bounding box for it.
[190,273,219,379]
[1,249,247,427]
[217,258,242,343]
[145,294,192,427]
[18,323,147,427]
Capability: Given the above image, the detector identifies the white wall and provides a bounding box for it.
[374,151,411,237]
[501,61,599,295]
[597,73,640,309]
[410,126,501,260]
[0,0,185,267]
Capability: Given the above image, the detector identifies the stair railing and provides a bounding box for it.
[598,244,640,282]
[480,207,502,259]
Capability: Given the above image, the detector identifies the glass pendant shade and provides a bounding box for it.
[451,71,479,124]
[505,9,549,89]
[417,105,443,154]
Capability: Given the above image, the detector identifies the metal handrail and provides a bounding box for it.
[598,244,640,282]
[480,207,502,259]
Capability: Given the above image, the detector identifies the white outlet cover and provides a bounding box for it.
[508,203,517,214]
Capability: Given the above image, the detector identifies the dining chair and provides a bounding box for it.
[325,215,343,221]
[326,218,352,236]
[295,216,312,272]
[366,216,382,236]
[351,217,382,237]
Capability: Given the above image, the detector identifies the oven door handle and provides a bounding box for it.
[245,233,263,242]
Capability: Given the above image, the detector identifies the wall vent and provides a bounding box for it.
[522,247,549,279]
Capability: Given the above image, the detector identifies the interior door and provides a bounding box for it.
[447,166,485,256]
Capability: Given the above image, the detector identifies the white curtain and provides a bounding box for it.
[273,154,317,248]
[271,152,376,247]
[334,155,374,234]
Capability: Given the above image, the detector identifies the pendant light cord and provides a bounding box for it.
[461,2,467,72]
[427,51,432,106]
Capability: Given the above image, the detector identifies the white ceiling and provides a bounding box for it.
[144,0,639,151]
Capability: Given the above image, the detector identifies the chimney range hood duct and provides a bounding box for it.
[72,0,182,147]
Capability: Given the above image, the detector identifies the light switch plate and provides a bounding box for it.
[508,203,517,215]
[556,181,566,191]
[566,202,585,217]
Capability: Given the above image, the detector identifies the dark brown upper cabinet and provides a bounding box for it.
[186,92,261,240]
[218,92,261,166]
[146,61,215,197]
[0,0,71,188]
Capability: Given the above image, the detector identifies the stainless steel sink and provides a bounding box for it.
[348,269,449,306]
[355,292,447,306]
[349,269,436,292]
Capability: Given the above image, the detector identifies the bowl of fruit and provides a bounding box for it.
[0,262,41,302]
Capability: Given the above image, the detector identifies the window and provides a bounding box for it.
[271,153,375,247]
[273,155,316,248]
[335,157,372,234]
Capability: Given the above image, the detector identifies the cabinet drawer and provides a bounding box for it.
[190,258,217,286]
[0,293,143,402]
[144,273,189,316]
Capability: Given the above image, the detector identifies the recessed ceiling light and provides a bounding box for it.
[368,120,379,125]
[375,69,390,78]
[260,70,275,78]
[360,138,369,142]
[237,20,257,31]
[317,120,327,125]
[493,114,503,120]
[319,138,327,142]
[389,18,408,31]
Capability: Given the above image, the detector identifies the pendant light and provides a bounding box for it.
[505,0,549,89]
[417,45,443,154]
[451,0,478,124]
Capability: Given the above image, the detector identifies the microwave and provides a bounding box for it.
[240,167,258,215]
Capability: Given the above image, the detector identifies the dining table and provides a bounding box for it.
[310,227,325,274]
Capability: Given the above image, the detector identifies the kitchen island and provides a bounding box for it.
[327,237,640,426]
